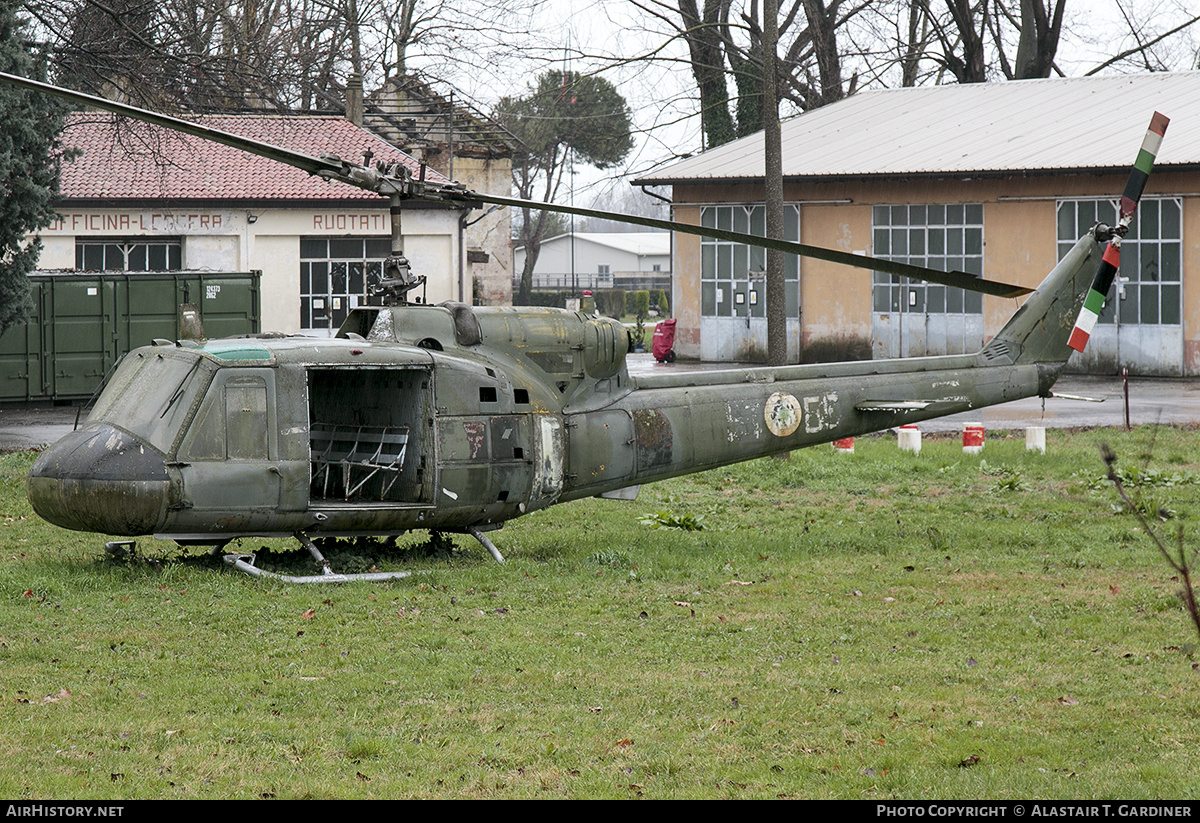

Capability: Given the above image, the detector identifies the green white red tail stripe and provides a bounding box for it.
[1067,112,1169,353]
[1067,245,1121,351]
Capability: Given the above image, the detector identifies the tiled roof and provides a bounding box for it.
[59,112,448,202]
[636,72,1200,184]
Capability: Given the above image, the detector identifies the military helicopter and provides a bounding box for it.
[3,71,1166,583]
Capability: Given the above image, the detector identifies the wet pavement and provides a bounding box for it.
[0,404,83,452]
[1,358,1195,452]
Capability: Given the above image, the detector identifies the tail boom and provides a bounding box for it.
[558,229,1103,500]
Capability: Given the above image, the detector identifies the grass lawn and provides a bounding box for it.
[1,425,1198,799]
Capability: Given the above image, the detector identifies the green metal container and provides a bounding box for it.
[0,271,260,402]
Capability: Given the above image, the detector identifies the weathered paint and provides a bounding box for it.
[28,233,1099,544]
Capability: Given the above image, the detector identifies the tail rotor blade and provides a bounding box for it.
[1121,111,1170,222]
[1067,112,1169,354]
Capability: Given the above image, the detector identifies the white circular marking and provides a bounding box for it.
[764,392,802,437]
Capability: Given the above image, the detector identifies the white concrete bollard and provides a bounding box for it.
[898,424,921,454]
[1025,426,1046,454]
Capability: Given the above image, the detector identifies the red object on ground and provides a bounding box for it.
[652,318,677,363]
[963,423,985,453]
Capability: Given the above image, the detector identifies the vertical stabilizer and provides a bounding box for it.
[982,232,1101,367]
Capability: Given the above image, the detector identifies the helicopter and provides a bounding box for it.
[2,71,1167,583]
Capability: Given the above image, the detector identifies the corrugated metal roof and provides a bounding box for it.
[59,112,446,201]
[637,72,1200,184]
[569,232,670,255]
[515,231,670,256]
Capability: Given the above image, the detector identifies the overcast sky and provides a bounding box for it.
[404,0,1200,207]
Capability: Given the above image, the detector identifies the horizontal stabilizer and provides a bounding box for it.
[1048,392,1105,403]
[598,485,640,500]
[855,400,935,412]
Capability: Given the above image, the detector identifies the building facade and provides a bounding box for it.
[367,75,516,306]
[513,232,671,292]
[636,73,1200,375]
[40,112,474,336]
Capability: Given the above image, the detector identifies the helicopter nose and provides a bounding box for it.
[27,424,169,535]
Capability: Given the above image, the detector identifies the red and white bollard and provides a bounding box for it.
[832,437,855,454]
[898,424,921,454]
[962,422,985,455]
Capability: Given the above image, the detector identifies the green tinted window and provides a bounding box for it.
[871,203,985,316]
[699,204,801,319]
[89,351,209,454]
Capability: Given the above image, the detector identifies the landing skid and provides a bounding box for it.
[222,552,415,584]
[219,528,505,584]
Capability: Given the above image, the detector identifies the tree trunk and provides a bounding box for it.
[802,0,845,107]
[1014,0,1064,78]
[678,0,738,148]
[764,0,788,366]
[942,0,989,82]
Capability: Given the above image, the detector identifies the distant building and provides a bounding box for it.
[39,111,473,335]
[514,232,671,292]
[636,72,1200,375]
[367,75,517,305]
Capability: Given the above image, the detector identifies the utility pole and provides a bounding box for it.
[763,0,787,365]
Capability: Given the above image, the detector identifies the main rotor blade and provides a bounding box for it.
[451,191,1033,299]
[0,71,1031,298]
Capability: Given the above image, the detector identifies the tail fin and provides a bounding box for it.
[983,111,1169,368]
[982,232,1102,366]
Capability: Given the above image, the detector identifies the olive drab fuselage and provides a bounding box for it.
[0,71,1158,564]
[27,232,1101,544]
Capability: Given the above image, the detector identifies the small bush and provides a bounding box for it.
[634,290,651,317]
[597,289,625,318]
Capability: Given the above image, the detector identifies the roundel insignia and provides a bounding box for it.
[764,392,802,437]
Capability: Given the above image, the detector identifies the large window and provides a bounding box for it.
[300,236,391,331]
[872,204,984,315]
[1056,197,1182,325]
[700,204,801,318]
[75,238,182,271]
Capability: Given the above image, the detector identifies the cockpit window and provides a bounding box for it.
[180,372,272,461]
[88,350,211,454]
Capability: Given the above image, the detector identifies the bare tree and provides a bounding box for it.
[619,0,1200,163]
[579,184,669,232]
[631,0,866,149]
[1084,1,1200,76]
[896,0,1198,85]
[22,0,542,114]
[22,0,355,110]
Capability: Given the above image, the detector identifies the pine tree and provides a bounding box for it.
[496,71,634,305]
[0,7,67,335]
